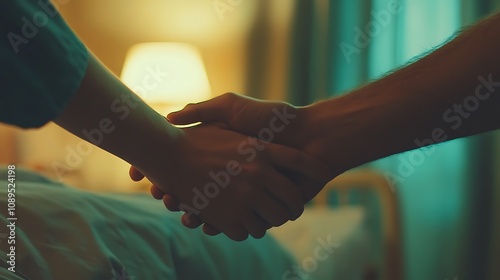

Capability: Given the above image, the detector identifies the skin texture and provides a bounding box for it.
[54,53,331,241]
[132,12,500,235]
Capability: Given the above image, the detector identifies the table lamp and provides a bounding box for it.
[121,42,211,115]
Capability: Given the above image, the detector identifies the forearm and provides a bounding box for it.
[54,52,182,174]
[303,13,500,173]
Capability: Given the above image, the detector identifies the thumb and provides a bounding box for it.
[167,94,234,125]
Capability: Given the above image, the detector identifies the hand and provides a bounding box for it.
[167,93,339,188]
[167,93,307,149]
[130,167,223,236]
[131,93,339,235]
[133,123,331,241]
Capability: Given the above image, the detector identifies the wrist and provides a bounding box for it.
[127,114,185,180]
[299,93,388,175]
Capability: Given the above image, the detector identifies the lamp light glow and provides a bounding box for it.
[121,42,211,114]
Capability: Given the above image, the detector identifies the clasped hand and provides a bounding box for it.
[130,93,333,241]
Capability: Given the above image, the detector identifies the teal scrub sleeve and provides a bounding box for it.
[0,0,89,128]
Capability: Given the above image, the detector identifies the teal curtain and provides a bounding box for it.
[286,0,500,279]
[491,129,500,278]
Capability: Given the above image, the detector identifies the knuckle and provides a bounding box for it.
[268,220,279,227]
[287,149,303,165]
[289,187,304,204]
[223,92,238,99]
[295,151,307,164]
[228,231,248,242]
[290,205,305,221]
[272,218,287,227]
[269,211,289,227]
[252,229,266,239]
[232,184,256,201]
[242,164,264,176]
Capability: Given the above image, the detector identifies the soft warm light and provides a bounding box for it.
[121,43,211,113]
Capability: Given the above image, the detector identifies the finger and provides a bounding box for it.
[150,185,165,200]
[223,225,249,242]
[265,172,305,221]
[252,194,290,227]
[167,93,236,125]
[266,143,332,183]
[129,166,145,181]
[181,213,204,229]
[162,193,181,211]
[242,213,268,239]
[211,121,230,130]
[202,224,222,236]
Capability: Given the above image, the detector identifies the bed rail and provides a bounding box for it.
[313,169,404,280]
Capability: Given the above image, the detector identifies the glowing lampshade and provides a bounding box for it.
[121,43,211,114]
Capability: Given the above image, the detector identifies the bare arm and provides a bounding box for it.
[55,53,182,175]
[300,12,500,174]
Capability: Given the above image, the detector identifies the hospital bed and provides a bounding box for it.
[0,167,402,280]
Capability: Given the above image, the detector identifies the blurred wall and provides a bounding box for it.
[58,0,258,96]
